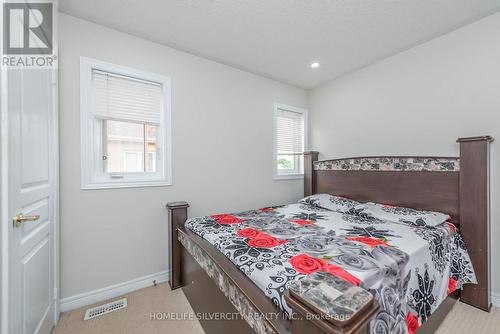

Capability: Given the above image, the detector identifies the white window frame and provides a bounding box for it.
[80,57,172,189]
[147,151,157,172]
[273,103,308,180]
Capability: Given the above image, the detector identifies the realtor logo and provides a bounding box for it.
[2,1,56,68]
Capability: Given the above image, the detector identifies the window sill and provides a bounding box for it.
[81,180,172,190]
[274,174,304,181]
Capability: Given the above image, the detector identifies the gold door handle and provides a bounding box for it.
[13,213,40,227]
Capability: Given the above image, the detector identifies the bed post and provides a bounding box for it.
[166,201,190,290]
[304,151,319,196]
[457,136,493,311]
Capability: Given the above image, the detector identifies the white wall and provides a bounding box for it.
[309,12,500,297]
[59,14,308,299]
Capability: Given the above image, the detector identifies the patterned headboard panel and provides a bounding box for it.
[303,153,461,221]
[313,157,460,172]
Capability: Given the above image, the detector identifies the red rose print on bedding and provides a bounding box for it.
[448,277,457,295]
[289,254,325,275]
[259,207,274,212]
[210,214,243,225]
[346,236,390,248]
[289,254,360,285]
[446,222,458,234]
[322,263,360,286]
[237,228,261,238]
[289,219,313,226]
[237,229,287,248]
[247,234,287,248]
[406,312,419,334]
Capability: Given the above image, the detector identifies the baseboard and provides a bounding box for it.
[492,291,500,308]
[60,270,169,312]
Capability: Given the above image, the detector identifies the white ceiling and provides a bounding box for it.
[59,0,500,89]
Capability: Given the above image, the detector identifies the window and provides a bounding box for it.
[274,103,307,179]
[80,57,171,189]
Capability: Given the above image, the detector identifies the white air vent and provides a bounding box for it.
[84,298,127,320]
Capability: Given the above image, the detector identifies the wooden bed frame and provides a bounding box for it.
[167,136,492,334]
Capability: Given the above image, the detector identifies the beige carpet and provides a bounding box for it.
[53,283,204,334]
[53,283,500,334]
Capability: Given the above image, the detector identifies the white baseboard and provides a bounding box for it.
[492,291,500,308]
[60,270,169,312]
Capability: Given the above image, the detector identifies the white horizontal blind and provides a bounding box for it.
[276,108,304,155]
[92,69,162,124]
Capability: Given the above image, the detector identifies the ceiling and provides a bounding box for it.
[59,0,500,89]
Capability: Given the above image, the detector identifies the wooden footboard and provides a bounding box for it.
[180,237,256,334]
[166,201,189,290]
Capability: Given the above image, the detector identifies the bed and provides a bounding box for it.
[166,136,492,334]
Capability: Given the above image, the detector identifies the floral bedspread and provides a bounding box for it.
[184,201,476,334]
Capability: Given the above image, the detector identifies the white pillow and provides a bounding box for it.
[355,202,450,227]
[299,194,360,213]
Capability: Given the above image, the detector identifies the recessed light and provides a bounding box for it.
[310,62,319,69]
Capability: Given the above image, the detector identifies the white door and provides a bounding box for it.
[5,65,58,334]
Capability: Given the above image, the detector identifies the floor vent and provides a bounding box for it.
[84,298,127,320]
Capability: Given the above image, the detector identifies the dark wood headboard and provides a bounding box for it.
[304,136,493,312]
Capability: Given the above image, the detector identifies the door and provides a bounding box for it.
[5,66,58,333]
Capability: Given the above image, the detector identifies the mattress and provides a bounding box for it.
[184,200,476,334]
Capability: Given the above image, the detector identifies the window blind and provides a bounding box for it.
[276,108,304,155]
[92,69,162,124]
